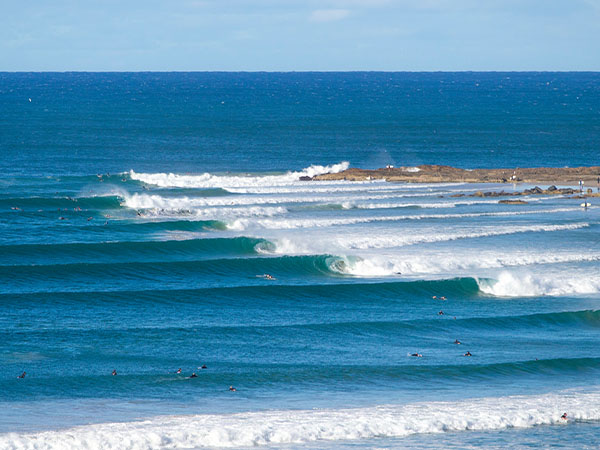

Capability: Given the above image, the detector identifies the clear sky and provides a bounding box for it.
[2,0,600,71]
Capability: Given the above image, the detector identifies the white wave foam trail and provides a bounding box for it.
[3,389,599,449]
[227,208,580,231]
[333,223,589,250]
[121,191,452,210]
[478,271,600,297]
[338,252,600,278]
[129,162,350,189]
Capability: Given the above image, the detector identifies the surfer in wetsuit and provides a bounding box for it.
[454,339,461,345]
[561,413,568,420]
[229,386,236,391]
[190,373,198,378]
[464,351,472,357]
[411,353,423,357]
[176,368,182,374]
[17,371,26,379]
[112,369,117,376]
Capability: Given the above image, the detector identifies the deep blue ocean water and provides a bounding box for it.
[0,72,599,449]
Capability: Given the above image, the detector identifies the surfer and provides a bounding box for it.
[454,339,461,345]
[17,371,26,379]
[432,296,437,299]
[438,310,444,315]
[200,364,207,369]
[190,373,198,378]
[229,386,236,391]
[112,369,117,376]
[561,413,568,420]
[176,368,182,374]
[410,353,423,357]
[464,351,472,357]
[440,296,447,301]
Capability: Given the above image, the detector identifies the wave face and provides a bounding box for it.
[3,72,600,448]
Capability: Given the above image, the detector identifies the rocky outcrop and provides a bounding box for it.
[309,165,600,185]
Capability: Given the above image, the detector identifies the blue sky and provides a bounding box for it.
[2,0,599,71]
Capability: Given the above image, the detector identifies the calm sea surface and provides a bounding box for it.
[0,72,599,449]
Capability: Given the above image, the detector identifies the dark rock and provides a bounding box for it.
[298,176,312,181]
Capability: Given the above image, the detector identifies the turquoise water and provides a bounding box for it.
[1,72,599,449]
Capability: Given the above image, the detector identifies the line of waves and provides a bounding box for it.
[227,208,580,230]
[129,162,351,188]
[4,308,599,333]
[0,237,268,265]
[1,259,599,297]
[2,389,599,448]
[265,223,589,252]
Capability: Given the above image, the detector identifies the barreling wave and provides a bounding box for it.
[128,162,350,189]
[2,389,600,449]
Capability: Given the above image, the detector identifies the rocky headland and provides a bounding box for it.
[309,165,600,185]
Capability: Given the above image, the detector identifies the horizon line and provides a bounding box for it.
[2,70,600,74]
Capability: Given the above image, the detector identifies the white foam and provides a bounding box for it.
[226,208,580,231]
[129,162,350,189]
[478,271,600,297]
[332,223,588,250]
[338,251,600,278]
[2,389,599,449]
[121,191,453,210]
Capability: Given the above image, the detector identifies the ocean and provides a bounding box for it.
[0,72,599,449]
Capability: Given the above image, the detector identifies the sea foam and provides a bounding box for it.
[129,162,350,189]
[2,389,598,449]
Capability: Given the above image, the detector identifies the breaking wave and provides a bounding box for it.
[2,389,599,449]
[128,162,350,189]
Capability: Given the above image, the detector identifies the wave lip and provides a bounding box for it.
[2,389,599,448]
[128,162,350,189]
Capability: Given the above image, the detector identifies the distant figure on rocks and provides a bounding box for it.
[112,369,117,376]
[229,386,237,391]
[17,372,26,379]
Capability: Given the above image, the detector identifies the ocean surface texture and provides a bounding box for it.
[1,72,599,449]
